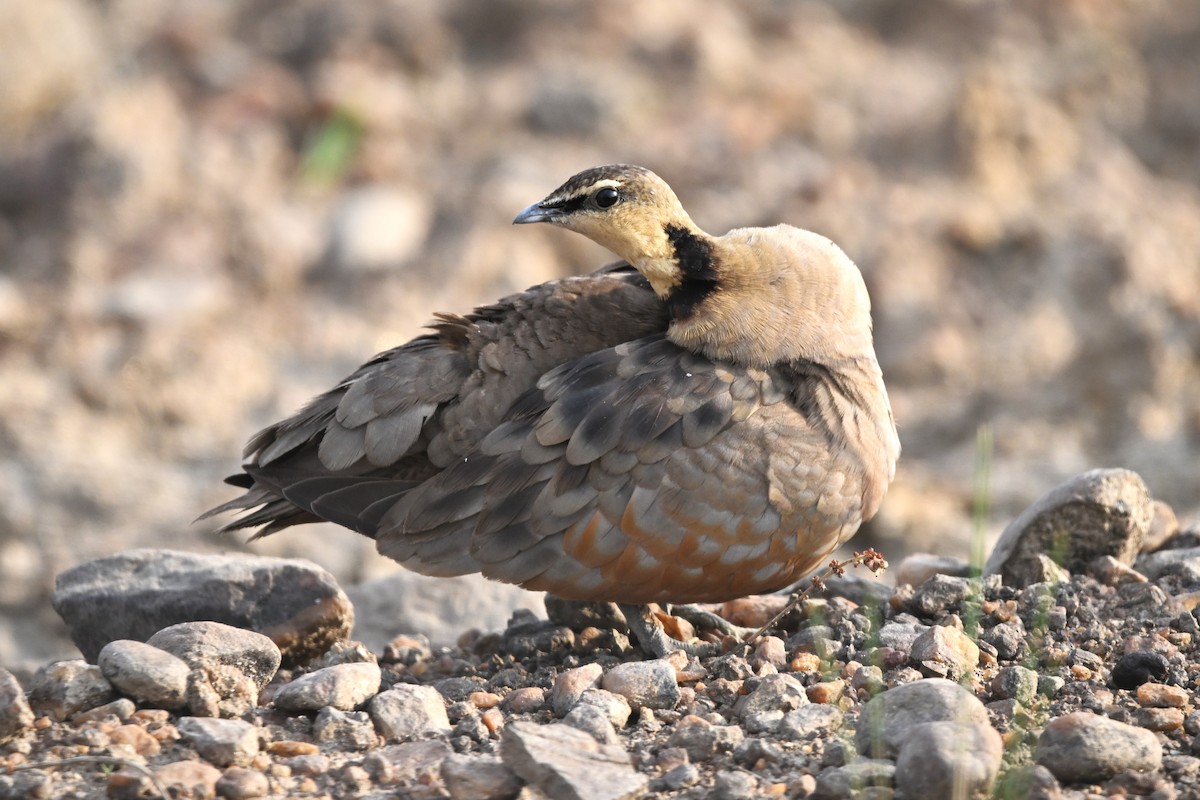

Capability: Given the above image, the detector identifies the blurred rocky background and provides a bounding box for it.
[1,0,1197,672]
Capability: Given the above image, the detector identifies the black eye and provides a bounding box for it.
[594,187,620,208]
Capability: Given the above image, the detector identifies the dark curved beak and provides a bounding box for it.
[512,202,561,225]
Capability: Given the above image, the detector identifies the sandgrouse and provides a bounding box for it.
[204,165,900,656]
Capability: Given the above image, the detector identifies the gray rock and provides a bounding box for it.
[735,673,809,733]
[575,688,631,729]
[550,663,604,717]
[98,639,189,709]
[600,659,680,710]
[214,766,270,800]
[981,620,1026,661]
[563,703,620,744]
[500,721,648,800]
[1036,711,1163,783]
[894,721,1003,799]
[752,636,787,669]
[876,619,930,653]
[908,625,980,680]
[849,665,886,699]
[894,553,972,588]
[52,549,352,667]
[146,621,280,691]
[984,468,1154,586]
[431,676,488,703]
[73,698,136,725]
[910,574,974,617]
[273,661,381,712]
[1038,675,1066,698]
[183,663,259,719]
[441,753,522,800]
[813,759,895,799]
[28,660,114,721]
[780,704,844,740]
[283,752,328,776]
[856,677,989,758]
[991,665,1038,704]
[141,621,280,718]
[667,715,745,762]
[0,668,33,743]
[363,740,453,785]
[1136,546,1200,581]
[313,707,379,751]
[992,764,1061,800]
[369,684,451,741]
[711,769,759,800]
[660,762,701,790]
[176,716,259,767]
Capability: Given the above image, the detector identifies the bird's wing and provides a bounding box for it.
[203,265,668,536]
[373,336,869,604]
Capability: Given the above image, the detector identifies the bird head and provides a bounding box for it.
[514,164,700,297]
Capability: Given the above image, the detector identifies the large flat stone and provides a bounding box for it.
[52,549,352,666]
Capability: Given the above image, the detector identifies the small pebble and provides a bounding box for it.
[1137,682,1189,708]
[601,659,681,710]
[267,740,319,757]
[1036,711,1163,782]
[991,665,1039,705]
[98,640,190,709]
[711,769,758,800]
[667,715,745,762]
[789,652,823,673]
[577,688,632,728]
[369,684,452,741]
[563,702,620,744]
[154,760,223,797]
[441,754,522,800]
[550,663,603,717]
[284,753,328,776]
[779,704,843,740]
[0,669,34,743]
[313,707,378,751]
[73,698,136,726]
[501,686,545,714]
[807,679,845,705]
[272,661,381,712]
[29,660,113,721]
[737,673,808,734]
[109,723,161,757]
[215,766,270,799]
[1134,707,1185,732]
[469,691,502,710]
[909,625,979,680]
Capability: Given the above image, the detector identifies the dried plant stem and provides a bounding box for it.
[11,755,169,799]
[746,548,889,646]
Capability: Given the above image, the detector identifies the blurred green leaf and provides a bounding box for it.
[299,108,364,188]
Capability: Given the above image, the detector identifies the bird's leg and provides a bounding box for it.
[668,604,758,641]
[618,603,721,658]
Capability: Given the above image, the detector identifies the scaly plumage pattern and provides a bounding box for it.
[204,164,899,640]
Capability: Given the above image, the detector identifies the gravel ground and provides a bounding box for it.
[1,0,1198,670]
[1,467,1199,798]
